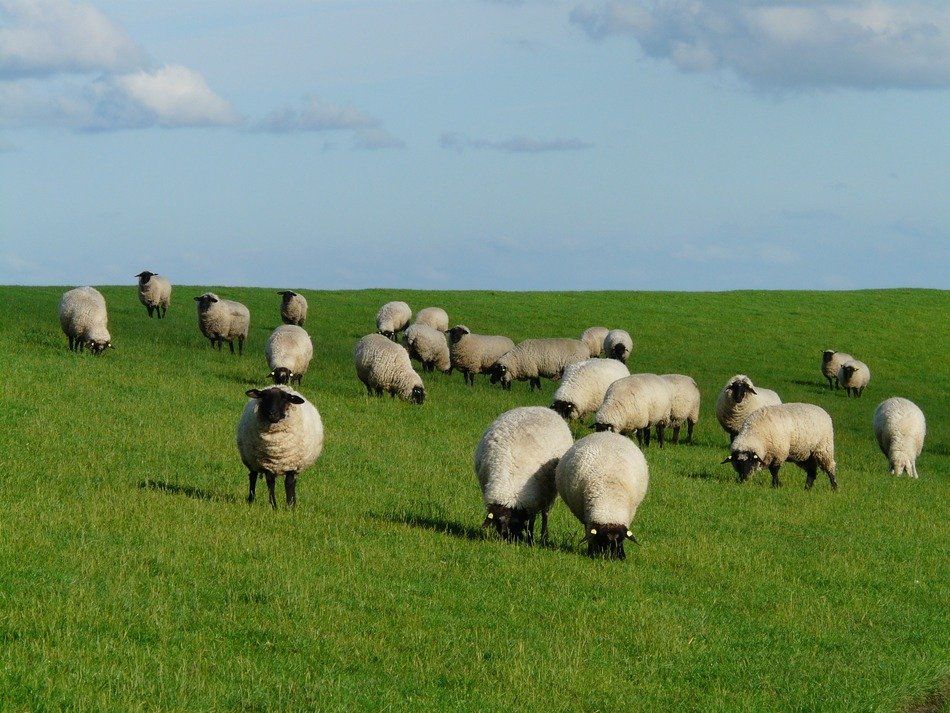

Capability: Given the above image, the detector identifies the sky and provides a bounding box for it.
[1,0,948,291]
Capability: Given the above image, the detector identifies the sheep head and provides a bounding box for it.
[728,378,756,404]
[551,400,578,420]
[135,271,155,284]
[482,504,531,542]
[721,450,763,480]
[270,367,293,385]
[246,387,305,425]
[586,524,636,560]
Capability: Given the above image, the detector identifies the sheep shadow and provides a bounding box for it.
[685,470,732,484]
[138,479,237,503]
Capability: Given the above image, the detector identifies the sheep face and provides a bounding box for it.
[410,385,426,404]
[270,367,294,385]
[482,505,531,542]
[447,326,470,344]
[610,344,628,362]
[593,422,616,433]
[728,380,756,404]
[841,365,858,381]
[278,290,297,304]
[586,524,635,560]
[87,339,112,355]
[194,293,218,311]
[136,271,155,284]
[246,387,305,425]
[488,363,511,389]
[379,329,396,341]
[551,400,578,420]
[822,350,835,365]
[722,450,763,481]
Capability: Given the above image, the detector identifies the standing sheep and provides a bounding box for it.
[580,326,609,358]
[354,334,426,404]
[594,373,673,447]
[135,271,171,318]
[838,359,870,398]
[603,329,633,363]
[551,358,630,421]
[489,338,590,391]
[266,325,313,387]
[403,323,450,374]
[415,307,449,332]
[475,406,574,544]
[236,385,324,508]
[661,374,701,444]
[722,403,838,490]
[194,293,251,355]
[278,290,308,327]
[376,301,412,341]
[715,375,782,440]
[821,350,853,389]
[873,397,926,478]
[447,326,515,386]
[59,286,112,354]
[555,432,649,560]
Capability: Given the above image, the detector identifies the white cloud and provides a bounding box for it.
[441,132,592,153]
[255,96,378,133]
[110,65,240,128]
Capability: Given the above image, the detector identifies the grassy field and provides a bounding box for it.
[0,285,947,711]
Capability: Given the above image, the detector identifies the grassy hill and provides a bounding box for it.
[0,285,947,711]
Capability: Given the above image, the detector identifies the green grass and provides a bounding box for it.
[0,285,947,711]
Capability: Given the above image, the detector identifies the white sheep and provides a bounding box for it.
[135,271,171,319]
[715,375,782,440]
[277,290,308,327]
[266,325,313,387]
[603,329,633,363]
[489,338,590,391]
[194,292,251,355]
[594,373,673,447]
[376,301,412,341]
[580,326,609,358]
[475,406,574,544]
[722,403,837,490]
[414,306,449,332]
[661,374,701,445]
[354,333,425,403]
[551,358,630,421]
[59,286,112,354]
[873,397,926,478]
[236,385,324,508]
[555,431,649,560]
[447,325,515,386]
[403,323,450,374]
[821,350,853,389]
[838,359,870,398]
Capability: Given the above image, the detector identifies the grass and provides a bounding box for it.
[0,285,947,711]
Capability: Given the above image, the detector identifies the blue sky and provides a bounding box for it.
[1,0,948,290]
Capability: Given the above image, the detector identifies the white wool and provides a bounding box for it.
[873,397,926,477]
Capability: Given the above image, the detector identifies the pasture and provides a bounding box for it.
[0,286,947,711]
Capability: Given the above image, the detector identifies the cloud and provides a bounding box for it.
[441,132,593,153]
[108,65,240,128]
[254,96,378,133]
[353,127,405,150]
[570,0,950,90]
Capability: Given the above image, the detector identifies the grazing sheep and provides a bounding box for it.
[447,325,515,386]
[838,359,870,398]
[135,271,171,318]
[475,406,574,544]
[551,358,630,421]
[580,326,610,358]
[415,307,449,332]
[266,325,313,387]
[236,385,324,508]
[603,329,633,363]
[661,374,701,444]
[821,350,853,389]
[277,290,308,327]
[489,338,590,391]
[594,373,673,447]
[59,286,112,354]
[194,293,251,355]
[715,375,782,440]
[403,323,450,374]
[722,403,837,490]
[376,301,412,341]
[873,397,926,478]
[555,431,649,560]
[354,334,425,404]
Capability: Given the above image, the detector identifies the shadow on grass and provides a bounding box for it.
[138,479,237,503]
[791,379,829,391]
[900,676,949,713]
[685,470,731,483]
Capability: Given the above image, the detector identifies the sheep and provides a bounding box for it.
[593,373,673,447]
[821,350,853,389]
[551,358,630,421]
[353,333,425,404]
[489,338,590,391]
[403,323,450,374]
[873,397,926,478]
[135,271,171,318]
[603,329,633,363]
[475,406,574,544]
[414,306,449,332]
[59,286,112,354]
[722,403,837,490]
[376,301,412,341]
[838,359,870,398]
[266,325,313,387]
[661,374,701,445]
[555,431,649,560]
[715,375,782,440]
[447,326,515,386]
[236,385,324,508]
[194,293,251,355]
[277,290,308,327]
[580,326,609,358]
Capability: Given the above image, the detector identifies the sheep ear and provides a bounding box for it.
[246,389,262,399]
[626,531,640,545]
[721,455,733,464]
[747,386,757,395]
[752,454,760,461]
[288,395,305,405]
[482,513,493,528]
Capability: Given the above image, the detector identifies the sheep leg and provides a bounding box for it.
[238,336,245,356]
[635,429,644,447]
[525,515,536,545]
[228,339,235,355]
[146,305,154,318]
[160,306,166,318]
[769,464,782,488]
[804,458,817,490]
[265,473,278,509]
[643,428,651,447]
[540,510,549,546]
[656,424,666,448]
[284,471,297,507]
[686,421,695,443]
[247,471,258,504]
[530,377,541,391]
[671,426,681,445]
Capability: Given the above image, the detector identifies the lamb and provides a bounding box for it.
[447,326,515,385]
[603,329,633,363]
[715,375,782,440]
[661,374,701,445]
[135,271,171,318]
[194,293,251,355]
[475,406,574,544]
[266,325,313,387]
[580,326,610,358]
[873,397,926,478]
[277,290,308,327]
[593,373,673,447]
[403,323,450,374]
[838,359,870,398]
[551,358,630,421]
[555,431,649,560]
[376,301,412,341]
[489,338,590,391]
[353,333,425,404]
[414,307,449,332]
[236,385,324,508]
[722,403,837,490]
[59,286,112,354]
[821,350,853,389]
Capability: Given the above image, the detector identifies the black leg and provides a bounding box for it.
[635,429,644,447]
[247,471,258,504]
[687,421,694,443]
[827,468,838,491]
[228,340,235,355]
[769,464,782,488]
[671,426,681,445]
[805,460,817,490]
[285,471,297,507]
[525,515,536,545]
[657,424,665,448]
[265,473,277,509]
[643,428,651,447]
[238,337,245,356]
[540,510,549,545]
